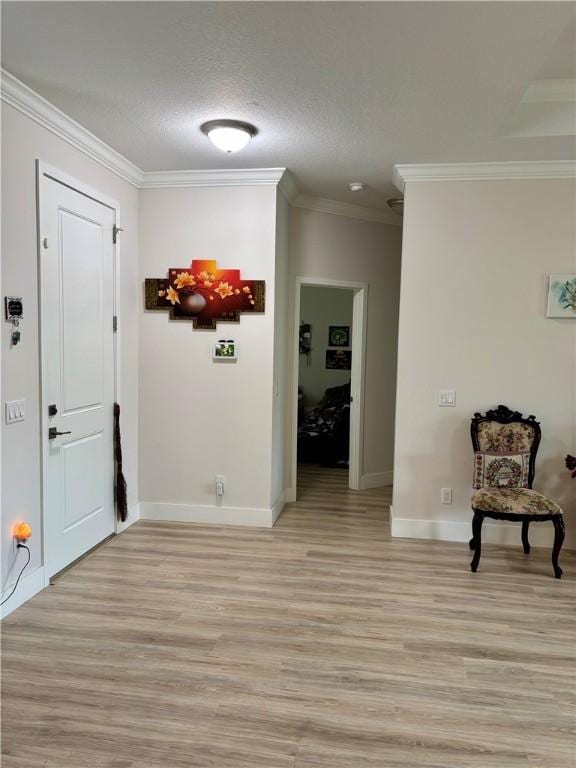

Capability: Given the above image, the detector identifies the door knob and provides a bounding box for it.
[48,427,71,440]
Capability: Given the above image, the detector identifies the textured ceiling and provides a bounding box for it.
[2,2,574,209]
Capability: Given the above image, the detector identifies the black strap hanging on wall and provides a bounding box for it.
[114,403,128,522]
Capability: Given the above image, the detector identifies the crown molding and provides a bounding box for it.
[1,70,292,192]
[140,167,288,189]
[277,170,299,203]
[293,194,402,227]
[393,160,576,193]
[1,68,143,186]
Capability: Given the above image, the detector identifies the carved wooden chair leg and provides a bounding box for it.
[470,511,484,572]
[521,520,531,555]
[551,516,565,579]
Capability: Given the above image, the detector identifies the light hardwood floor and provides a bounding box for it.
[1,466,575,767]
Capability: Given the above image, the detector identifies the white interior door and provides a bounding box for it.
[39,171,116,578]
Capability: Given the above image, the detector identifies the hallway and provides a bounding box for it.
[1,468,573,767]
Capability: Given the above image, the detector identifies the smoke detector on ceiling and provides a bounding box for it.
[349,182,365,192]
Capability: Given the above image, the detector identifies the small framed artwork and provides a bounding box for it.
[547,274,576,318]
[326,349,352,370]
[213,339,237,361]
[328,325,350,347]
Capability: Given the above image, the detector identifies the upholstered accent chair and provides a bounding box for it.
[470,405,565,578]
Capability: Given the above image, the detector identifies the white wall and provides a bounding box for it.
[271,190,290,514]
[299,285,354,406]
[393,178,576,548]
[287,208,402,488]
[1,102,140,591]
[138,184,286,524]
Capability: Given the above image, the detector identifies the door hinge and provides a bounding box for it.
[112,225,124,244]
[113,315,118,333]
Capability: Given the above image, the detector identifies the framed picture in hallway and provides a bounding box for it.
[213,339,237,361]
[326,349,352,370]
[328,325,350,347]
[547,274,576,318]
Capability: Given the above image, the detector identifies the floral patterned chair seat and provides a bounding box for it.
[471,487,562,517]
[469,405,565,578]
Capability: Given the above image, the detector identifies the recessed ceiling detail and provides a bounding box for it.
[505,79,576,138]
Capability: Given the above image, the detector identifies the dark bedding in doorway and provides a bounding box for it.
[297,382,350,467]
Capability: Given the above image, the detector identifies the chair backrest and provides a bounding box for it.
[471,405,541,489]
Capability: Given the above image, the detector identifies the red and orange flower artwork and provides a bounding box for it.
[145,260,265,330]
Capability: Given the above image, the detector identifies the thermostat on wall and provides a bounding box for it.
[5,297,23,321]
[5,296,23,346]
[213,339,237,362]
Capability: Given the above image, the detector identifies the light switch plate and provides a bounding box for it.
[5,399,25,424]
[438,390,456,407]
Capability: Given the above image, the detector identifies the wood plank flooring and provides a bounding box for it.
[2,465,575,767]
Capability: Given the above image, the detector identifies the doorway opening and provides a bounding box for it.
[290,277,367,498]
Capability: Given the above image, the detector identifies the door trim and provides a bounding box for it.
[36,161,121,586]
[289,276,368,498]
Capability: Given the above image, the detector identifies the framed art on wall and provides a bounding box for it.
[326,349,352,370]
[328,325,350,347]
[547,274,576,318]
[213,339,237,361]
[145,259,265,329]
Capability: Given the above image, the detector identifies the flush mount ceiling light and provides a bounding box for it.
[349,182,365,192]
[200,119,257,153]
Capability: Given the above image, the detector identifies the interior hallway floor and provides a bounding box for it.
[1,465,574,767]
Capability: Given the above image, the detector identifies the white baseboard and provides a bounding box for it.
[284,487,297,503]
[271,493,286,525]
[0,565,45,620]
[139,501,276,527]
[116,502,140,534]
[391,515,575,550]
[360,470,393,490]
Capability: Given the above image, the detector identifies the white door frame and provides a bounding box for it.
[289,276,368,497]
[37,161,121,585]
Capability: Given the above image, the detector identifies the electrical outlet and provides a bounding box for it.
[441,487,453,505]
[215,475,225,497]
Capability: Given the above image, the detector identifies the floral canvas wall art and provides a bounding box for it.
[547,274,576,318]
[145,259,265,329]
